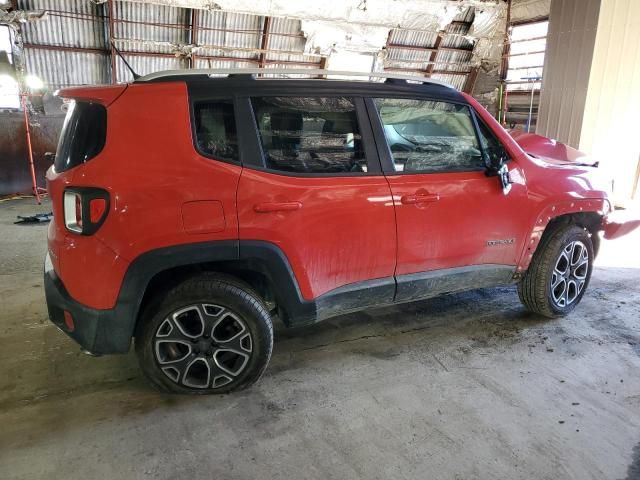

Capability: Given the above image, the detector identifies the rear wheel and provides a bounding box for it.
[518,225,594,317]
[136,274,273,394]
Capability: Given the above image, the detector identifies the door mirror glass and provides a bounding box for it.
[498,163,512,195]
[486,144,509,172]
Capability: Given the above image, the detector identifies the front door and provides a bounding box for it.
[366,97,532,301]
[237,95,397,303]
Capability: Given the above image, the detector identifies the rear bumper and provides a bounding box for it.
[44,253,132,354]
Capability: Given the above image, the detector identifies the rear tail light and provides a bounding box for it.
[89,198,107,223]
[63,190,82,233]
[63,187,110,235]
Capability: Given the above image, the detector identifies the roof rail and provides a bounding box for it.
[136,68,455,89]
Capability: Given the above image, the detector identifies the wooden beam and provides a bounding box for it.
[499,0,513,125]
[23,43,108,55]
[462,66,479,93]
[22,43,303,68]
[258,16,271,69]
[317,56,328,78]
[425,34,442,76]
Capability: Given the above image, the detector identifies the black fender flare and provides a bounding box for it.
[110,240,315,352]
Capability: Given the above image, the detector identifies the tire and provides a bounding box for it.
[135,274,273,394]
[518,224,594,318]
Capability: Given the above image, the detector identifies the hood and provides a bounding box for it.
[509,130,599,167]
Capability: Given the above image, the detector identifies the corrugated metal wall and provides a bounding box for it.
[384,7,476,90]
[536,0,600,147]
[580,0,640,201]
[15,1,323,86]
[20,0,106,48]
[19,0,109,87]
[13,2,489,92]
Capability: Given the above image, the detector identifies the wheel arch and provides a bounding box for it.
[517,199,608,273]
[119,241,312,345]
[543,212,602,255]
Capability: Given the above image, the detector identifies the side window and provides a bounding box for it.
[475,115,510,166]
[251,97,367,174]
[193,100,238,162]
[374,98,484,173]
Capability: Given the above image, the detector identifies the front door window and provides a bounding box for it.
[374,98,485,174]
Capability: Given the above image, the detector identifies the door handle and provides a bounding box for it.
[254,201,302,213]
[400,193,440,205]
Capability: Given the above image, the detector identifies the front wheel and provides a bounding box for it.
[136,274,273,394]
[518,225,594,317]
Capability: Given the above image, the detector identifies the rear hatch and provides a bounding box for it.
[46,84,126,273]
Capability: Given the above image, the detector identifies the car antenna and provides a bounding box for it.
[110,41,140,80]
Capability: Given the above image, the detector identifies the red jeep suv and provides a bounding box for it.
[44,69,632,394]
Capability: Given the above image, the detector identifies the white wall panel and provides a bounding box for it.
[536,0,600,147]
[580,0,640,202]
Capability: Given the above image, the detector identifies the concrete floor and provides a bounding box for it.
[1,197,639,480]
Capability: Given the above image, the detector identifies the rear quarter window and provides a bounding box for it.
[54,101,107,173]
[192,99,238,162]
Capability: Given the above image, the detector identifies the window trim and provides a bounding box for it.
[245,95,383,178]
[365,96,488,176]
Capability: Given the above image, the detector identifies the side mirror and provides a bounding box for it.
[484,146,512,195]
[497,164,512,195]
[44,152,56,164]
[484,145,508,172]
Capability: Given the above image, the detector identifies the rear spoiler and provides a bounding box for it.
[55,84,128,107]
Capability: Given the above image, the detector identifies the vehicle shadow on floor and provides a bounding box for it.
[5,285,545,407]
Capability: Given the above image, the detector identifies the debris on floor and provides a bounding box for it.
[14,212,53,224]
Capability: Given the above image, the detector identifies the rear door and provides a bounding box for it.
[236,95,397,303]
[366,96,531,301]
